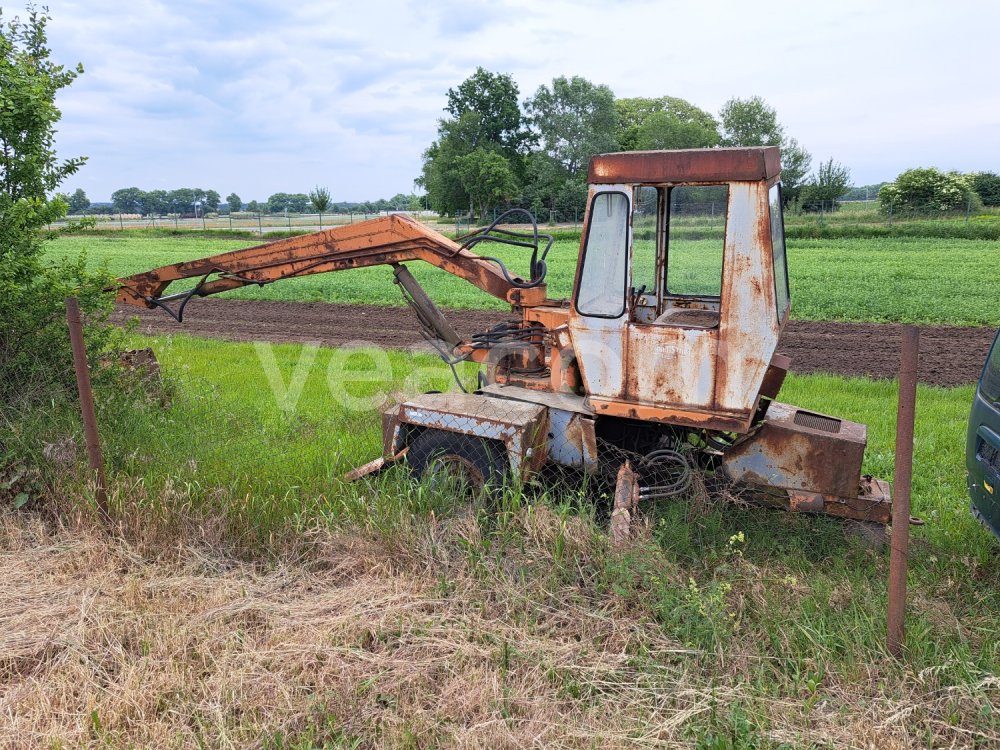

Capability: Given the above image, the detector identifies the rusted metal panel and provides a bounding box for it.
[760,353,792,400]
[589,147,781,185]
[625,324,717,408]
[721,401,867,500]
[547,409,593,469]
[524,305,570,329]
[714,182,781,414]
[479,383,593,414]
[568,315,628,400]
[741,480,891,524]
[475,384,597,471]
[393,393,547,477]
[588,397,753,433]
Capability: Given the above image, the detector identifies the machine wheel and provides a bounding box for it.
[406,429,508,498]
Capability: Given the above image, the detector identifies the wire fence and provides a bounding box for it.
[790,197,995,224]
[52,210,440,235]
[52,198,1000,238]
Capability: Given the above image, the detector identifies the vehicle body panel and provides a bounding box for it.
[968,328,1000,539]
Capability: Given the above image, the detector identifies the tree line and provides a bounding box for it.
[418,68,853,220]
[65,187,426,216]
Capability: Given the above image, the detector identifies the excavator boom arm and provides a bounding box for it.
[115,214,547,309]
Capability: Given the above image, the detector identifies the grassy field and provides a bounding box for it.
[10,333,999,745]
[14,223,999,744]
[48,232,1000,326]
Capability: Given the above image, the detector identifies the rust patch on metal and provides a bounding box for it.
[610,460,640,548]
[589,397,752,433]
[723,401,867,501]
[589,147,781,184]
[760,353,791,400]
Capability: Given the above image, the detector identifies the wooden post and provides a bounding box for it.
[887,325,919,658]
[65,297,110,524]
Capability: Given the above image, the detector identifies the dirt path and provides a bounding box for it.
[113,299,996,387]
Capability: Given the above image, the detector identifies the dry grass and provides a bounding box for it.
[0,506,996,749]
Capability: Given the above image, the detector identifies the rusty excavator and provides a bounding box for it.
[116,147,893,537]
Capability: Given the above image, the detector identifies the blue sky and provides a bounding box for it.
[39,0,1000,202]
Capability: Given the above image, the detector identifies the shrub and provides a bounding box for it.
[0,7,116,425]
[878,168,978,214]
[971,172,1000,207]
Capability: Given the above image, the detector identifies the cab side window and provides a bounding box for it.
[576,191,630,318]
[769,184,790,321]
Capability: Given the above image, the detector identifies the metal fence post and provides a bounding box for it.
[65,297,110,525]
[257,212,263,236]
[887,325,919,658]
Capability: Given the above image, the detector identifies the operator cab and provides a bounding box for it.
[569,147,789,433]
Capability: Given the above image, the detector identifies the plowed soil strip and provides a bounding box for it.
[114,299,995,387]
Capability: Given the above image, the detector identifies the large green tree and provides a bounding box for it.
[0,6,113,415]
[111,186,144,213]
[525,76,618,178]
[66,188,89,213]
[226,192,241,213]
[204,189,220,212]
[266,192,310,213]
[523,76,618,217]
[420,69,528,218]
[719,95,783,146]
[456,148,518,221]
[445,67,528,160]
[719,96,812,204]
[616,96,720,151]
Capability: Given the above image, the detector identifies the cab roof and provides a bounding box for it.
[588,146,781,185]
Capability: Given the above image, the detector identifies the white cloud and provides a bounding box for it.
[37,0,1000,200]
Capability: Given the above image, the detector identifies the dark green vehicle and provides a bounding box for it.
[969,328,1000,540]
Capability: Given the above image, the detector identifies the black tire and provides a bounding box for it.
[406,429,508,496]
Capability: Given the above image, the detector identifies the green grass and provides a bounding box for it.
[47,331,987,565]
[48,232,1000,326]
[17,332,1000,743]
[26,332,980,552]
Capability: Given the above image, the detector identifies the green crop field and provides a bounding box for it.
[48,232,1000,326]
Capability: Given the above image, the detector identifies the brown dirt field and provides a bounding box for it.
[114,299,997,387]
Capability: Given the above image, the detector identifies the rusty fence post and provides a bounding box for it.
[887,325,919,658]
[65,297,110,524]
